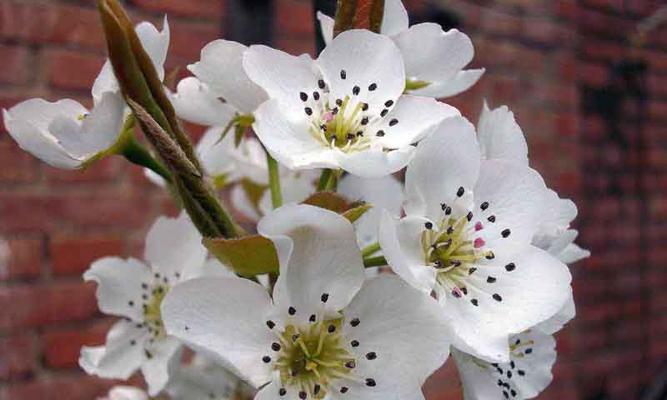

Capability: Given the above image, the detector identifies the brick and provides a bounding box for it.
[44,157,124,184]
[131,0,226,19]
[478,8,522,37]
[0,2,105,49]
[169,21,221,61]
[0,45,31,85]
[50,236,125,276]
[46,49,104,91]
[42,319,113,369]
[0,374,114,400]
[0,194,55,232]
[276,0,315,37]
[0,141,39,183]
[0,238,43,281]
[0,333,38,380]
[0,282,97,330]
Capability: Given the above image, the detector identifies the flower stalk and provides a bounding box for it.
[361,241,381,257]
[98,0,237,238]
[266,152,283,209]
[363,255,387,268]
[115,116,172,183]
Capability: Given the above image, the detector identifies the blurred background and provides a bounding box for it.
[0,0,666,399]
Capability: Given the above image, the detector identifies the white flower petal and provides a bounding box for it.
[341,275,450,399]
[166,354,244,400]
[558,242,591,264]
[189,39,267,114]
[318,29,405,114]
[444,244,571,362]
[536,292,575,335]
[162,277,275,387]
[168,77,236,127]
[316,11,335,45]
[258,171,317,216]
[379,213,436,293]
[253,99,338,170]
[106,386,149,400]
[180,257,236,281]
[229,137,271,184]
[243,44,320,113]
[254,380,294,400]
[92,62,119,105]
[380,0,409,36]
[231,184,262,221]
[144,213,207,278]
[536,191,577,238]
[79,319,147,380]
[50,92,125,159]
[409,68,485,98]
[141,337,182,396]
[404,116,480,220]
[372,95,460,149]
[77,92,126,153]
[84,257,153,321]
[454,329,557,400]
[335,146,415,178]
[473,160,548,246]
[338,175,404,247]
[394,25,474,83]
[258,204,365,321]
[196,126,238,181]
[477,102,528,164]
[135,17,170,82]
[3,98,88,169]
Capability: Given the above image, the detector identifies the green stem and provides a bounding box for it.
[317,169,340,192]
[121,136,172,183]
[363,255,387,268]
[361,242,381,258]
[266,152,283,209]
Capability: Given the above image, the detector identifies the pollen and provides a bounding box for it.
[271,319,355,399]
[142,283,169,338]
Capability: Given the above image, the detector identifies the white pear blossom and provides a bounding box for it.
[2,19,170,170]
[99,386,149,400]
[451,280,575,400]
[452,329,557,400]
[477,102,590,264]
[163,204,451,400]
[80,213,231,395]
[166,354,252,400]
[379,116,573,362]
[243,29,460,178]
[317,0,484,98]
[338,175,404,249]
[169,39,268,132]
[2,93,125,169]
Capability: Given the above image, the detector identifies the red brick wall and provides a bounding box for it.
[0,0,665,399]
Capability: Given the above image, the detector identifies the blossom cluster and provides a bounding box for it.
[2,1,589,399]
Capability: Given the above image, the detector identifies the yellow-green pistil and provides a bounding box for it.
[309,95,371,151]
[142,283,169,339]
[272,319,355,399]
[421,213,492,296]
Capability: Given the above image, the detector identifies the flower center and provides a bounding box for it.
[422,212,492,295]
[142,283,169,339]
[308,95,371,152]
[298,76,397,153]
[272,319,354,399]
